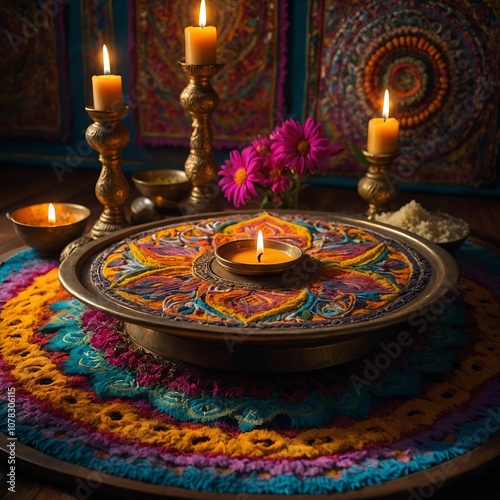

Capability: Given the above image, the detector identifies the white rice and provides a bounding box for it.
[374,200,468,243]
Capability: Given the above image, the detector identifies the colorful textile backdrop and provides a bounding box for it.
[0,1,70,140]
[305,0,500,187]
[80,0,116,109]
[128,0,287,147]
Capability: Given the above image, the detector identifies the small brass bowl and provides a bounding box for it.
[7,203,90,257]
[132,169,191,211]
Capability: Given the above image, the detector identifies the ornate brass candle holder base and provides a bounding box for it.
[179,62,223,214]
[60,106,130,262]
[85,105,131,238]
[357,150,400,218]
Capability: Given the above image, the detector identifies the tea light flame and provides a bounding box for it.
[48,203,56,225]
[256,230,264,263]
[382,89,390,121]
[199,0,207,28]
[103,44,110,75]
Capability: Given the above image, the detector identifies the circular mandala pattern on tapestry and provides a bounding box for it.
[362,27,449,128]
[324,1,490,157]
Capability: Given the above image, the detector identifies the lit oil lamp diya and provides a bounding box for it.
[215,230,303,275]
[7,202,90,256]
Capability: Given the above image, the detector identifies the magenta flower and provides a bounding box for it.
[218,146,265,207]
[271,117,342,176]
[218,118,341,208]
[263,162,290,194]
[251,136,273,168]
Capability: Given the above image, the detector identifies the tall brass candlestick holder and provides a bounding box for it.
[60,106,130,262]
[179,62,223,214]
[357,150,400,218]
[85,105,130,238]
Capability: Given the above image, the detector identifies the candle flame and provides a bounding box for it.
[48,203,56,225]
[382,89,390,120]
[199,0,207,28]
[103,44,110,75]
[256,230,264,262]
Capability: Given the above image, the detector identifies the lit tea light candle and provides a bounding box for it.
[48,202,56,225]
[92,44,123,110]
[367,89,399,155]
[257,229,264,262]
[184,0,217,65]
[225,231,295,265]
[7,202,91,256]
[14,202,78,227]
[215,231,303,276]
[44,203,80,226]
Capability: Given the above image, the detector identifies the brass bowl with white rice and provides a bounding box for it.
[374,200,470,253]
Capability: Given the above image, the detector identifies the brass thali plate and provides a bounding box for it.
[58,210,459,372]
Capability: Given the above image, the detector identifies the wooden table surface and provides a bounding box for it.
[0,163,499,499]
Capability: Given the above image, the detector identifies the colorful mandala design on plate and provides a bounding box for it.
[91,212,429,328]
[305,0,500,186]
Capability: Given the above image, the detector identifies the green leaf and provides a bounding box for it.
[350,143,370,167]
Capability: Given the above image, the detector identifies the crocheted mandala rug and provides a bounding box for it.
[0,242,499,497]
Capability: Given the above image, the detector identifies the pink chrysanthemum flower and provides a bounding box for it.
[218,146,264,207]
[251,136,273,169]
[263,162,290,194]
[252,136,273,158]
[271,117,342,176]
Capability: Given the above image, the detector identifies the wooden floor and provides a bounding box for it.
[0,163,499,499]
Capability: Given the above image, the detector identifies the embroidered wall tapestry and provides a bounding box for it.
[305,0,500,187]
[128,0,287,148]
[0,1,70,140]
[80,0,116,109]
